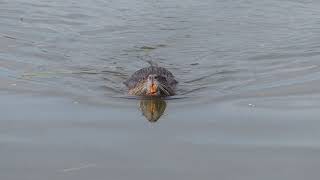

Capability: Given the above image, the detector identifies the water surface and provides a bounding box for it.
[1,0,320,179]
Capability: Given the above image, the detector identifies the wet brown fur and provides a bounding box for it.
[124,66,177,96]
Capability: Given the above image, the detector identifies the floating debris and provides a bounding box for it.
[60,163,97,173]
[157,44,167,48]
[21,71,74,78]
[140,46,156,50]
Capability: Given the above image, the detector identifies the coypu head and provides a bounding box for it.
[125,66,177,97]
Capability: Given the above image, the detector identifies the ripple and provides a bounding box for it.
[2,0,320,106]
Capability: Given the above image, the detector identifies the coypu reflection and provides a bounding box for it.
[139,98,167,122]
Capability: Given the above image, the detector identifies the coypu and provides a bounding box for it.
[124,65,178,97]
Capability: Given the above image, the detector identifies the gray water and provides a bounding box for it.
[1,0,320,179]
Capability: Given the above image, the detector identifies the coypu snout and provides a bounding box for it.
[146,74,160,96]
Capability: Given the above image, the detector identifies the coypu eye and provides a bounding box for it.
[154,76,158,79]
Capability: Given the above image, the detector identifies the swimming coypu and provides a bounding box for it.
[124,65,178,96]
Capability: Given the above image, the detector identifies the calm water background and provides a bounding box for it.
[1,0,320,179]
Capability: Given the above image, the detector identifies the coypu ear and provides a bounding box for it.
[170,79,178,86]
[174,79,178,84]
[123,80,130,88]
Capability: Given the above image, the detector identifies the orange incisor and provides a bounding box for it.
[150,83,157,94]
